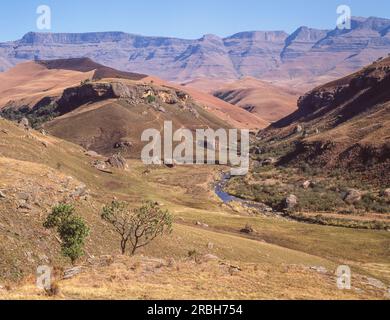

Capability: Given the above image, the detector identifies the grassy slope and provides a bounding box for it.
[0,118,389,299]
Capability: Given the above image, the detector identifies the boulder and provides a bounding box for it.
[93,160,113,174]
[63,266,84,280]
[302,180,312,189]
[240,224,254,234]
[262,157,276,166]
[295,125,303,133]
[285,194,298,210]
[114,140,133,149]
[202,254,219,262]
[0,190,6,198]
[107,154,128,170]
[195,221,209,228]
[343,189,362,204]
[381,188,390,198]
[18,117,30,130]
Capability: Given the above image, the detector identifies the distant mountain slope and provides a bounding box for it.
[259,56,390,184]
[0,17,389,83]
[0,59,267,156]
[211,78,299,122]
[0,58,267,130]
[184,77,299,123]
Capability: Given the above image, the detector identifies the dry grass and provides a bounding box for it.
[1,255,388,300]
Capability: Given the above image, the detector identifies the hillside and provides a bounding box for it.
[194,77,300,123]
[0,117,389,299]
[0,17,389,84]
[0,59,268,157]
[259,56,390,184]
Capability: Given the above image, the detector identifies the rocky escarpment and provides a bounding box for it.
[1,17,389,81]
[0,80,199,127]
[273,57,390,128]
[258,57,390,185]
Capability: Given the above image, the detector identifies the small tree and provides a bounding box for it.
[44,204,90,264]
[101,200,173,255]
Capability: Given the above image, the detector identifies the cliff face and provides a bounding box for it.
[1,17,389,81]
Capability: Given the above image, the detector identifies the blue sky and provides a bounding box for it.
[0,0,389,42]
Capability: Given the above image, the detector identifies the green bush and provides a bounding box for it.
[44,204,90,264]
[146,95,156,104]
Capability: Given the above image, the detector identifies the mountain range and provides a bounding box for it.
[0,16,389,85]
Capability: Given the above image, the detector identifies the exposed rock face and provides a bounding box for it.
[1,16,389,82]
[57,82,119,114]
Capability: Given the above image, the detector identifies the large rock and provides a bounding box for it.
[302,180,312,189]
[343,189,362,204]
[202,254,219,262]
[18,117,30,130]
[295,125,303,133]
[262,157,277,166]
[63,266,84,279]
[107,154,128,170]
[285,194,298,210]
[381,188,390,198]
[240,224,254,234]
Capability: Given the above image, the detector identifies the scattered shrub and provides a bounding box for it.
[44,204,90,264]
[101,200,173,255]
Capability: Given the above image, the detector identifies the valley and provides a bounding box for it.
[0,11,389,301]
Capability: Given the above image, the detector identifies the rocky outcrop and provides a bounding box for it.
[57,82,118,114]
[107,154,128,170]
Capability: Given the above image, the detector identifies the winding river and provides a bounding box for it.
[214,173,275,212]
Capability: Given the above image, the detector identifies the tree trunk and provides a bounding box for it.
[121,239,126,255]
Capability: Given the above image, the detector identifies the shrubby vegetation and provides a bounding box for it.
[44,204,90,264]
[0,102,60,128]
[101,200,173,255]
